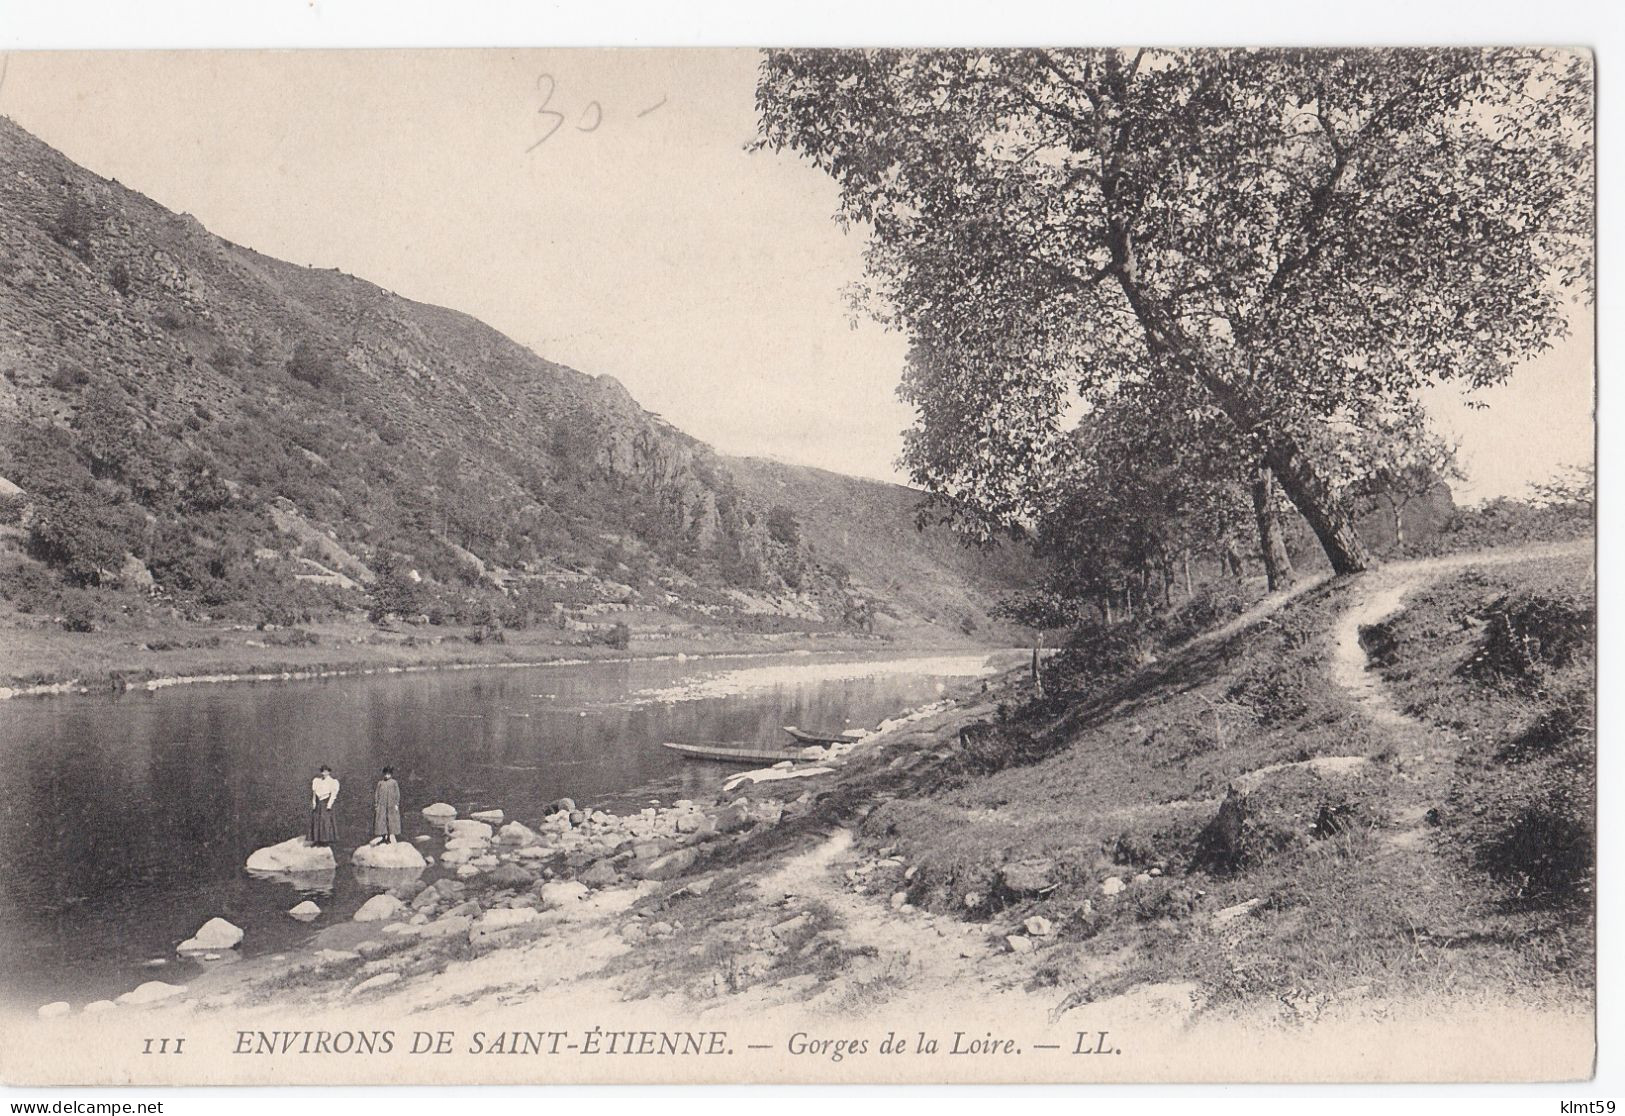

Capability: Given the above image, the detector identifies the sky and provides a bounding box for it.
[0,48,1595,502]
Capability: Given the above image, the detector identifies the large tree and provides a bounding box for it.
[757,48,1593,572]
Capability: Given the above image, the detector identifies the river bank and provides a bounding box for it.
[1,542,1595,1084]
[0,615,946,700]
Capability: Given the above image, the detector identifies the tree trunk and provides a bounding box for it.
[1251,463,1296,592]
[1183,550,1193,599]
[1223,542,1245,579]
[1263,438,1373,575]
[1389,497,1405,549]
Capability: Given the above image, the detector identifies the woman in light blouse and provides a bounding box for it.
[309,764,340,847]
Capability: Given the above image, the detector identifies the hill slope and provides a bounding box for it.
[725,456,1040,640]
[0,116,1031,646]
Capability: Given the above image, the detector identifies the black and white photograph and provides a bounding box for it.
[0,36,1598,1087]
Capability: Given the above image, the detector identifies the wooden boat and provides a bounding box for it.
[660,741,814,765]
[782,726,860,747]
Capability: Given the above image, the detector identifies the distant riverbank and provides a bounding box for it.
[0,617,970,701]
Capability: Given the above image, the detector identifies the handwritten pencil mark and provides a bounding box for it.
[528,73,566,152]
[637,95,668,118]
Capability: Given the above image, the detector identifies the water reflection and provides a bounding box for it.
[0,650,994,1006]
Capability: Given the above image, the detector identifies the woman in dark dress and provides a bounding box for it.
[309,764,340,847]
[372,766,401,844]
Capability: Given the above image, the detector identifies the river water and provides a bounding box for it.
[0,649,1005,1009]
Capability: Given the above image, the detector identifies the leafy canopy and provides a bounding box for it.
[757,48,1593,537]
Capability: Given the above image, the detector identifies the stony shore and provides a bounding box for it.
[28,690,972,1021]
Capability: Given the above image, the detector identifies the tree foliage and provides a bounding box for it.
[757,48,1593,572]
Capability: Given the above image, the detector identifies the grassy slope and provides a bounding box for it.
[616,544,1596,1022]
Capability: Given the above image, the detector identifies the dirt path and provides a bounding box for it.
[1325,539,1592,844]
[1328,539,1592,732]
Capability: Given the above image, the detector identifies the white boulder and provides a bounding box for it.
[471,809,505,823]
[353,894,406,922]
[82,1000,117,1015]
[37,1001,71,1019]
[421,802,457,819]
[469,907,538,943]
[178,917,244,952]
[446,819,493,841]
[246,837,336,874]
[288,901,322,921]
[117,981,187,1006]
[352,972,401,994]
[498,821,539,845]
[1101,876,1127,897]
[538,881,589,908]
[351,842,427,870]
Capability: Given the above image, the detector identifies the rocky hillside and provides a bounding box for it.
[0,116,1032,641]
[725,457,1042,639]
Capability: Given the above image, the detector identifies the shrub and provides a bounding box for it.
[286,339,338,388]
[48,363,90,392]
[1156,581,1251,646]
[26,492,131,585]
[1464,589,1594,687]
[952,719,1057,774]
[1042,621,1153,696]
[766,504,801,547]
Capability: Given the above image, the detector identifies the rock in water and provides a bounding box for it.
[178,917,244,952]
[445,819,493,841]
[421,802,457,819]
[485,863,535,886]
[353,894,406,922]
[37,1001,71,1019]
[117,981,187,1006]
[498,821,539,846]
[246,837,337,874]
[288,901,322,921]
[471,809,504,823]
[351,842,428,870]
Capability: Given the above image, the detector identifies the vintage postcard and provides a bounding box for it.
[0,47,1596,1085]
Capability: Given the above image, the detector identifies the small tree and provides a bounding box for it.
[766,504,802,547]
[1341,410,1462,550]
[368,551,419,623]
